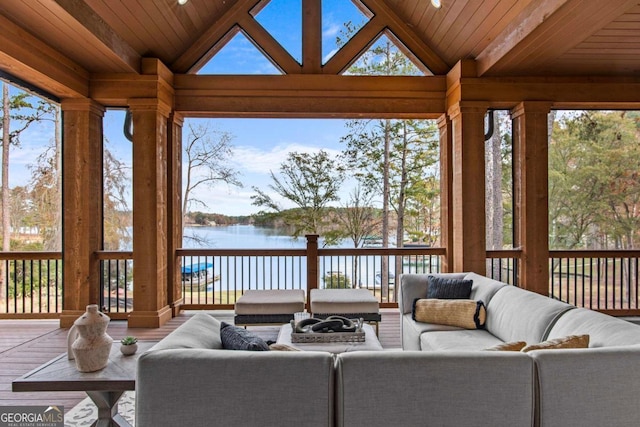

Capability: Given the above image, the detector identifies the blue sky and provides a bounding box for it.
[6,1,375,216]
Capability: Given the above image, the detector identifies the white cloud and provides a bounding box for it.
[323,23,342,38]
[232,143,342,174]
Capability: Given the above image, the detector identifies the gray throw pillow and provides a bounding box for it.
[427,275,473,299]
[220,322,270,351]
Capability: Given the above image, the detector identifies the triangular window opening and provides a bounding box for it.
[344,30,431,76]
[252,0,302,64]
[196,28,283,75]
[322,0,372,64]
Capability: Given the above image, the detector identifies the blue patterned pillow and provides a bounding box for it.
[220,322,270,351]
[427,276,473,299]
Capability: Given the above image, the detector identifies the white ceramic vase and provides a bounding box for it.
[70,304,113,372]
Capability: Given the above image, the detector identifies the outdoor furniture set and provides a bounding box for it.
[234,287,382,333]
[135,273,640,427]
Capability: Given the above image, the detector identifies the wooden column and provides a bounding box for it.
[305,234,319,309]
[167,112,183,316]
[59,99,104,327]
[127,98,172,328]
[448,101,489,274]
[511,101,552,295]
[437,114,454,272]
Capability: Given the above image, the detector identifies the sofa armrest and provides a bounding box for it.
[530,346,640,427]
[136,349,334,427]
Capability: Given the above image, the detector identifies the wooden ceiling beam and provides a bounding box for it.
[172,0,262,73]
[302,0,322,74]
[52,0,140,73]
[0,14,88,98]
[359,0,449,75]
[322,16,386,75]
[172,74,446,118]
[238,15,302,74]
[476,0,638,76]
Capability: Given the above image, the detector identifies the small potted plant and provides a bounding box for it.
[120,336,138,356]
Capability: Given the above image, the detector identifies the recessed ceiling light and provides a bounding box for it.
[178,0,189,5]
[431,0,442,8]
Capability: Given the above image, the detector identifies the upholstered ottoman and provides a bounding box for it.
[310,289,381,334]
[234,289,305,326]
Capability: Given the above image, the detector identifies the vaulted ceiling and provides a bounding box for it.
[1,0,639,99]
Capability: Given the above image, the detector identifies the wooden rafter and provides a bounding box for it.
[0,14,88,98]
[172,0,262,73]
[476,0,638,76]
[53,0,140,73]
[238,14,302,74]
[302,0,322,74]
[359,0,449,75]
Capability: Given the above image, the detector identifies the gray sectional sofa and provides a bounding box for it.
[136,273,640,427]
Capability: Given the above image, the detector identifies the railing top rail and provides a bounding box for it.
[177,248,307,256]
[318,247,446,256]
[96,251,134,260]
[0,251,62,260]
[550,249,640,258]
[486,249,523,258]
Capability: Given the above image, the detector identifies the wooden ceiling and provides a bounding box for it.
[1,0,639,97]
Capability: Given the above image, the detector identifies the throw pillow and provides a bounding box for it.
[220,322,270,351]
[484,341,527,351]
[427,276,473,299]
[412,298,486,329]
[521,334,590,353]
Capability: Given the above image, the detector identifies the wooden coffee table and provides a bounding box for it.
[12,341,157,427]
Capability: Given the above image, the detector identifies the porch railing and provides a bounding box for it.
[2,247,640,318]
[0,251,62,318]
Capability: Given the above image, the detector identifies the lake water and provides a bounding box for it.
[180,225,402,293]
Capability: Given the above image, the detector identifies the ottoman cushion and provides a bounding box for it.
[235,289,305,315]
[311,289,379,314]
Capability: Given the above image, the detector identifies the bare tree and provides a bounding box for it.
[182,122,242,245]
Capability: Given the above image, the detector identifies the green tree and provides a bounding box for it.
[549,111,640,250]
[251,150,345,239]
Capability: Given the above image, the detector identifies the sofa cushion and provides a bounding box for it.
[521,334,589,352]
[485,285,575,344]
[426,276,473,299]
[420,329,504,351]
[220,322,270,351]
[151,312,223,351]
[413,299,486,329]
[485,341,527,351]
[546,307,640,347]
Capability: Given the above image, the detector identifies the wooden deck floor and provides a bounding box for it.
[0,309,401,409]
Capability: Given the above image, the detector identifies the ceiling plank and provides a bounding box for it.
[52,0,140,73]
[0,14,88,98]
[172,0,262,74]
[238,15,302,74]
[476,0,638,76]
[360,0,449,74]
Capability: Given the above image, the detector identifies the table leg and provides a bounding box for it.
[85,391,132,427]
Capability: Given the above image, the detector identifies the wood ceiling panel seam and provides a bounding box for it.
[28,0,126,72]
[412,2,444,43]
[125,0,180,59]
[84,1,148,54]
[506,1,632,73]
[428,0,470,55]
[464,0,529,59]
[143,1,188,56]
[151,1,192,45]
[442,0,501,57]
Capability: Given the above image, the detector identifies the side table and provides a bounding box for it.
[276,323,383,353]
[12,341,157,427]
